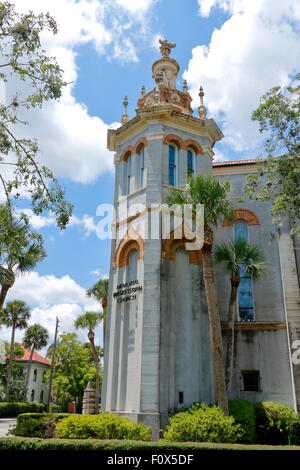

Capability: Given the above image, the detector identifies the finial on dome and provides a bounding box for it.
[121,95,129,124]
[183,79,188,92]
[140,85,145,96]
[198,86,206,119]
[159,38,176,58]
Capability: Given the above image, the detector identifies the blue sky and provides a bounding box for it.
[1,0,299,348]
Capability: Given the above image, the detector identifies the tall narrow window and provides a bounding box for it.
[187,149,194,179]
[33,369,37,382]
[139,146,145,188]
[234,221,254,321]
[168,145,177,186]
[127,156,132,195]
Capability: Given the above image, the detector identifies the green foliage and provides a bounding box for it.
[0,2,72,228]
[228,399,256,444]
[74,312,102,332]
[162,403,243,443]
[254,401,298,445]
[23,323,49,351]
[290,420,300,445]
[55,413,151,441]
[245,79,300,234]
[12,412,70,438]
[46,333,101,405]
[0,402,45,417]
[0,300,30,328]
[49,403,67,413]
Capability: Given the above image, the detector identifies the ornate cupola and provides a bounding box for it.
[137,39,193,115]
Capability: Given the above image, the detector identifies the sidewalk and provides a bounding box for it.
[0,419,17,437]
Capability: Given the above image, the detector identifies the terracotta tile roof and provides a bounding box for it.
[212,158,266,166]
[6,346,51,366]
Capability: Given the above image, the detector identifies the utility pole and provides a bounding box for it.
[47,317,59,412]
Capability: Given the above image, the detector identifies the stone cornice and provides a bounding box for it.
[107,106,223,151]
[221,321,287,331]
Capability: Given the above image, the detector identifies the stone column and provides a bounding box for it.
[82,380,97,415]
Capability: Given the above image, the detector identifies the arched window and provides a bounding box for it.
[42,371,46,383]
[40,390,44,403]
[187,149,194,179]
[33,369,37,382]
[168,145,177,186]
[234,221,254,322]
[127,155,132,195]
[31,389,35,401]
[139,145,145,188]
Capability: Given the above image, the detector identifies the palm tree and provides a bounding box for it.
[87,278,109,348]
[213,239,266,392]
[74,312,102,413]
[23,324,49,389]
[0,300,30,400]
[0,204,47,309]
[166,174,234,415]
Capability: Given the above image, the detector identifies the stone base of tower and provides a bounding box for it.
[115,412,161,441]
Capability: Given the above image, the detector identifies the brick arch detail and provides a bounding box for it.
[162,226,202,265]
[222,208,260,226]
[114,226,144,268]
[181,139,203,155]
[120,145,134,162]
[163,133,183,149]
[163,134,203,155]
[133,137,148,154]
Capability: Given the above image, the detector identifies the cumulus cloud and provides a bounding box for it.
[2,0,158,184]
[186,0,300,156]
[0,271,103,348]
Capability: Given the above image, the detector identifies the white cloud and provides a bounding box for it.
[2,0,158,184]
[187,0,300,155]
[0,271,104,349]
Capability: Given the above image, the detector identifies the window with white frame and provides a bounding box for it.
[187,149,194,179]
[168,144,178,186]
[234,220,255,321]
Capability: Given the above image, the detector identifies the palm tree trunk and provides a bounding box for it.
[225,283,238,393]
[88,332,100,414]
[25,347,35,393]
[6,322,16,400]
[202,245,229,415]
[0,284,10,310]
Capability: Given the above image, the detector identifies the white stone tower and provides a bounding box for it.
[101,40,224,437]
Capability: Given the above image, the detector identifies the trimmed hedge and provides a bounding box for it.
[55,413,152,441]
[1,437,300,451]
[12,413,71,438]
[0,402,45,417]
[228,399,256,444]
[162,403,244,443]
[254,402,298,445]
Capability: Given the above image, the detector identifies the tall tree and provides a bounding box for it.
[0,299,30,399]
[245,77,300,235]
[0,2,72,228]
[74,312,102,414]
[166,174,234,415]
[87,278,109,348]
[23,323,48,388]
[213,239,265,392]
[0,203,47,309]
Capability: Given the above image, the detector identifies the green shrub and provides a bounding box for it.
[162,403,244,443]
[49,403,67,413]
[0,402,45,417]
[254,402,298,445]
[55,413,152,441]
[12,413,71,438]
[290,420,300,445]
[228,399,256,443]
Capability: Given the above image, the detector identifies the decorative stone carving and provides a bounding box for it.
[82,380,97,415]
[159,38,176,58]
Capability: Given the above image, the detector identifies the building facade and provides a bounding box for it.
[101,40,300,437]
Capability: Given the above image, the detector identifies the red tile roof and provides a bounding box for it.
[212,158,266,166]
[6,346,51,366]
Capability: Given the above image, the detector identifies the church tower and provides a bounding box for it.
[101,40,224,437]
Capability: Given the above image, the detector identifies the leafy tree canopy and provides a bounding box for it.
[245,77,300,234]
[46,333,101,404]
[0,2,72,228]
